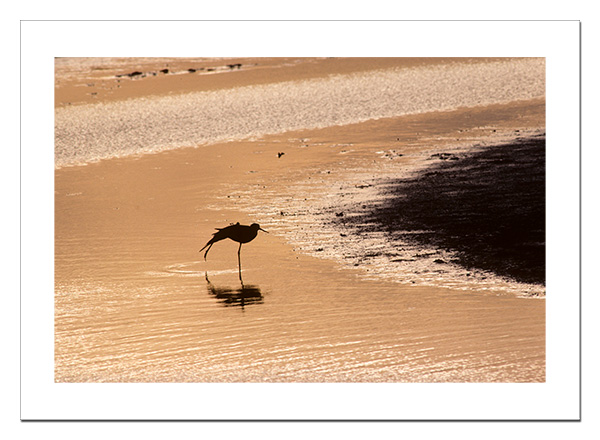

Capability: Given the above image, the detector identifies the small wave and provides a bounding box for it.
[146,262,243,278]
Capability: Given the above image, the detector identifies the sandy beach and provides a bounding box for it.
[55,58,545,382]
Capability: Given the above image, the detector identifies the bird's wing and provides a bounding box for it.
[214,222,240,233]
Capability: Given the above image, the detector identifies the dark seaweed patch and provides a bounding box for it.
[346,136,546,285]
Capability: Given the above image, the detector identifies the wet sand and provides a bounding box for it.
[55,58,545,382]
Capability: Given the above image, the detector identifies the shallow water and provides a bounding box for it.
[55,254,545,383]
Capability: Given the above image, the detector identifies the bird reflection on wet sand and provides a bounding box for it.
[205,272,263,309]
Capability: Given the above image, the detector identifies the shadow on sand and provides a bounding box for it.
[348,134,546,285]
[205,272,264,309]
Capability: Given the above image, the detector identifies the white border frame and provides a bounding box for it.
[21,20,580,420]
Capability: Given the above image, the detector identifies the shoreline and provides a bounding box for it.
[223,100,546,296]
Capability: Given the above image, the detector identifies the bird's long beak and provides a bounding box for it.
[259,227,269,233]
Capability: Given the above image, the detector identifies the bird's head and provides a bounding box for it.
[251,223,268,233]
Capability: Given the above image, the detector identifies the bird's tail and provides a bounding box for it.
[200,226,232,261]
[199,243,213,260]
[199,241,214,261]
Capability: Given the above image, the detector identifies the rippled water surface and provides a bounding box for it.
[55,258,545,382]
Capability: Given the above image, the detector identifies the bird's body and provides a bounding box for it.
[212,223,260,245]
[200,223,267,281]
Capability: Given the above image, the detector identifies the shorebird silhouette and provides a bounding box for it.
[200,222,268,280]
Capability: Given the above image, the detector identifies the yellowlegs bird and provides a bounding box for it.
[200,222,268,280]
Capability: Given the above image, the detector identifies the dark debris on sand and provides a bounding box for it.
[346,135,546,285]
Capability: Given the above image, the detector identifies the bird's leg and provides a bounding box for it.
[238,243,243,285]
[202,243,213,261]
